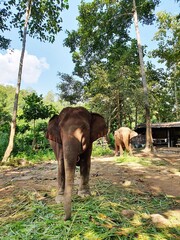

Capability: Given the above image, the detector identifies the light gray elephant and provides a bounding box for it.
[114,127,138,156]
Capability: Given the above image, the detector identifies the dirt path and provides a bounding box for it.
[0,148,180,201]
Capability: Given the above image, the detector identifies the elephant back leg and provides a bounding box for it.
[119,142,124,156]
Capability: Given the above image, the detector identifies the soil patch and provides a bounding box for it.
[0,147,179,201]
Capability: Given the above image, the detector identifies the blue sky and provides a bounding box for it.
[0,0,179,97]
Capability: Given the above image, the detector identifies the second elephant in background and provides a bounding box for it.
[114,127,138,156]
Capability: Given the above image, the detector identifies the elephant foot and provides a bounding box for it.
[55,194,64,204]
[78,189,91,198]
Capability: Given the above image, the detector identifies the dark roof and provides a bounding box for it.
[135,122,180,129]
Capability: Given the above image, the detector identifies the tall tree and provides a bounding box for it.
[2,0,69,162]
[64,0,160,139]
[132,0,153,151]
[152,11,180,120]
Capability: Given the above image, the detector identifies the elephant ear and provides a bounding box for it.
[130,130,138,139]
[114,130,118,137]
[46,115,62,144]
[90,113,108,142]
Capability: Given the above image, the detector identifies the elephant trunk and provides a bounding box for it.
[63,150,77,220]
[64,192,72,221]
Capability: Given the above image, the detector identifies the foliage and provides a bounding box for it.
[92,141,114,157]
[152,11,180,69]
[64,0,160,78]
[0,132,9,160]
[1,0,69,44]
[11,148,54,164]
[21,93,55,122]
[19,93,55,149]
[57,72,84,104]
[151,11,180,120]
[0,85,65,161]
[1,0,70,162]
[146,62,177,122]
[0,2,11,49]
[63,0,161,130]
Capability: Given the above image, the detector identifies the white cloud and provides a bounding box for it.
[0,49,49,85]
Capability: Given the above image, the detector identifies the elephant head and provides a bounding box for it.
[130,130,138,139]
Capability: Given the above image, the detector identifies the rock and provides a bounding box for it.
[150,214,169,227]
[121,210,135,219]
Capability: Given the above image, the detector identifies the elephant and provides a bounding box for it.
[46,106,107,220]
[114,127,138,156]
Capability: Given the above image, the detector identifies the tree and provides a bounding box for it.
[64,0,160,143]
[2,0,69,162]
[44,91,56,103]
[152,11,180,120]
[21,92,55,148]
[132,0,153,151]
[57,72,84,105]
[0,1,11,49]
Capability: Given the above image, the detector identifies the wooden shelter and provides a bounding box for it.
[135,122,180,147]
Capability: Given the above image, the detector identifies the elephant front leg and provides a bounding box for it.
[78,150,92,197]
[115,144,120,156]
[128,144,133,155]
[55,155,65,204]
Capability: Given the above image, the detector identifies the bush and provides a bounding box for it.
[92,141,113,157]
[108,132,115,149]
[11,149,55,166]
[0,132,9,161]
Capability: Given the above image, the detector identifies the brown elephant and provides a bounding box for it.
[46,106,107,220]
[114,127,138,156]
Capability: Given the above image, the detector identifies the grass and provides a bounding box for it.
[115,152,169,167]
[0,180,179,239]
[92,143,114,157]
[0,148,179,239]
[0,149,55,167]
[2,144,113,167]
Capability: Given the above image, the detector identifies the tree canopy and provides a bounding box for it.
[62,0,162,131]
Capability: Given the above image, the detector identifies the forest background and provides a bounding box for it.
[0,0,179,161]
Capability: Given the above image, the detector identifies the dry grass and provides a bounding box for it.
[0,179,179,239]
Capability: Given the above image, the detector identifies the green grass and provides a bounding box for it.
[1,149,55,167]
[0,181,179,239]
[3,144,113,167]
[92,143,114,157]
[115,153,169,167]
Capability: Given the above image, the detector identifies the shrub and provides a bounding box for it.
[0,132,9,161]
[92,141,113,157]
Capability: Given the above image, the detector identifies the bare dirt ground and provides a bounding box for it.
[0,147,180,199]
[0,147,180,227]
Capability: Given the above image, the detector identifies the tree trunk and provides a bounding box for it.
[2,0,33,162]
[132,0,153,152]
